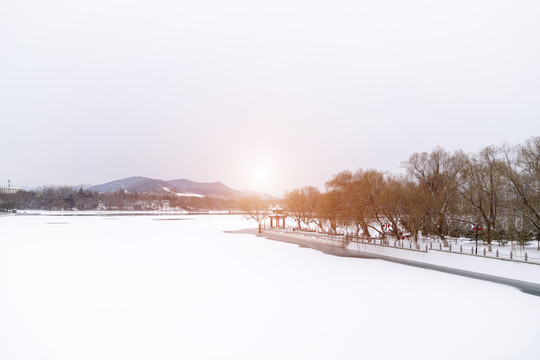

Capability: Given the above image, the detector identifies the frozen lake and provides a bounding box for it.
[1,214,540,360]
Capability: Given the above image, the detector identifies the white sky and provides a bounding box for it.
[1,0,539,196]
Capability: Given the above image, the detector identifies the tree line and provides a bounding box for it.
[281,137,539,249]
[0,186,239,212]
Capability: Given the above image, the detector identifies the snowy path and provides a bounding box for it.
[261,228,540,294]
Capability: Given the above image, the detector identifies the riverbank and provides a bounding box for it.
[8,210,235,216]
[251,228,540,296]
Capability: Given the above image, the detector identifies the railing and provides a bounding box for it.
[264,226,348,246]
[264,226,428,252]
[263,226,540,265]
[429,241,540,265]
[347,235,429,253]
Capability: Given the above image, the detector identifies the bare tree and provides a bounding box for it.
[284,186,319,228]
[361,170,386,237]
[238,195,268,233]
[303,186,322,228]
[313,190,341,232]
[460,146,505,250]
[326,170,371,236]
[379,175,406,241]
[402,148,467,246]
[501,137,540,248]
[398,179,429,243]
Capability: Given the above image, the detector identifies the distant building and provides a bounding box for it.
[0,187,21,194]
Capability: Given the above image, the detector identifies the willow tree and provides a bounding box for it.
[379,175,407,241]
[460,146,505,250]
[501,137,540,249]
[326,170,371,236]
[402,147,467,246]
[361,169,386,237]
[314,190,343,233]
[398,179,429,243]
[284,186,320,229]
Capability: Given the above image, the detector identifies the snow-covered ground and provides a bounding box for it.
[268,218,540,263]
[1,214,540,360]
[263,227,540,286]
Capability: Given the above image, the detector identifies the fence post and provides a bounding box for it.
[483,248,486,256]
[510,251,513,260]
[496,249,499,258]
[525,253,528,262]
[426,244,428,252]
[460,245,462,253]
[449,244,452,252]
[471,247,474,254]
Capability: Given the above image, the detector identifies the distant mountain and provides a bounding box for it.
[239,189,276,201]
[167,178,242,198]
[88,176,276,199]
[89,177,173,194]
[73,184,93,190]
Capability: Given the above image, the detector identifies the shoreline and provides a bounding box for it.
[237,228,540,297]
[6,210,238,216]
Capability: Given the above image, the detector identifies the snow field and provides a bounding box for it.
[1,214,540,360]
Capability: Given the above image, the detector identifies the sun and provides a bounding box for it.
[249,164,271,190]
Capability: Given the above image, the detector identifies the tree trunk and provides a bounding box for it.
[439,231,449,247]
[360,222,370,238]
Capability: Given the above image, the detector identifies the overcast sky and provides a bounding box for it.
[1,0,539,196]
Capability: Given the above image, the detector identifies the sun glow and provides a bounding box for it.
[248,164,271,190]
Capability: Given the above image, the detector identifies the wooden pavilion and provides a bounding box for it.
[269,205,286,228]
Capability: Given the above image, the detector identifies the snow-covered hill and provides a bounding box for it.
[89,176,275,199]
